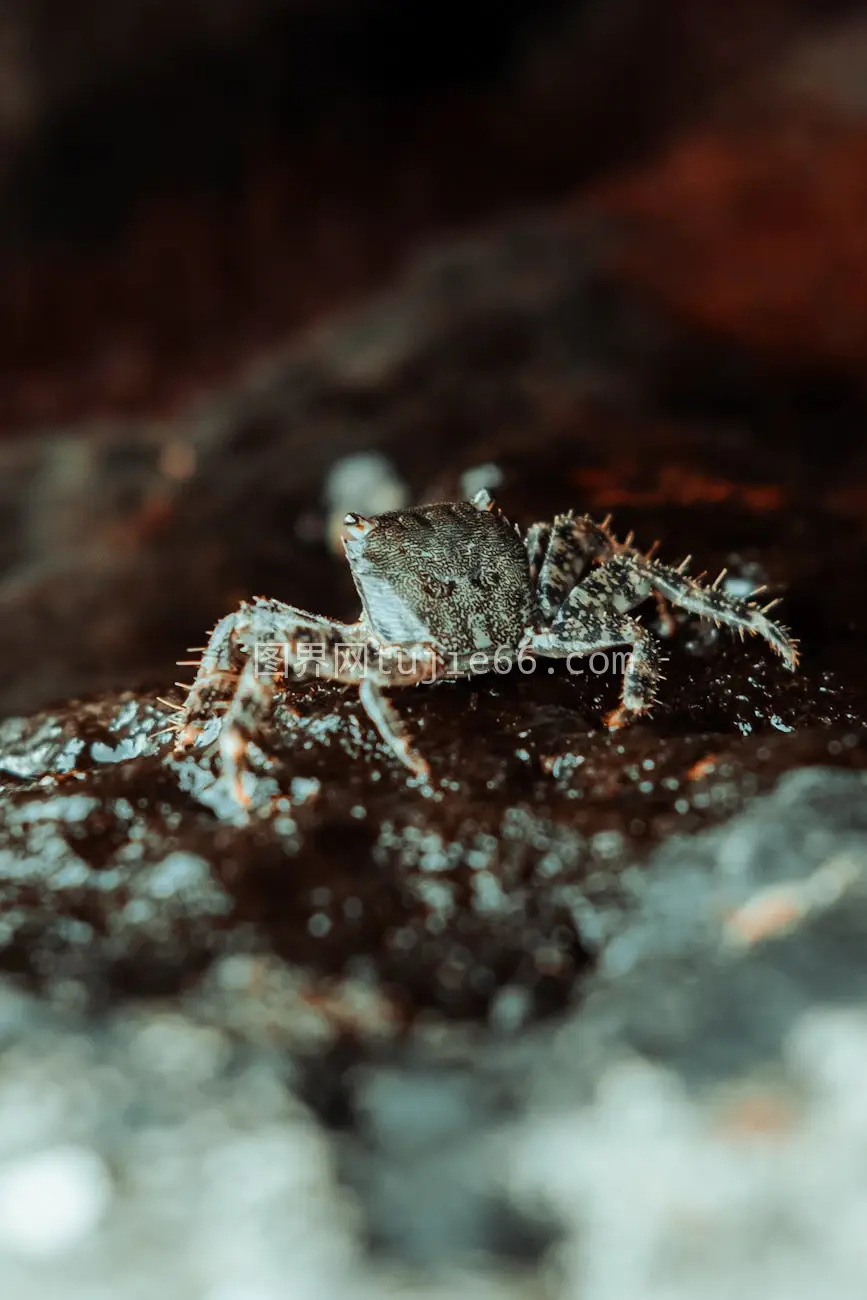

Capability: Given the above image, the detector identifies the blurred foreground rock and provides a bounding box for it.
[2,770,867,1296]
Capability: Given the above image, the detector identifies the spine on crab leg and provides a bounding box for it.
[531,513,618,622]
[600,619,663,729]
[529,612,664,730]
[204,612,371,808]
[645,563,799,667]
[358,677,431,780]
[168,589,441,804]
[557,551,798,668]
[170,610,245,749]
[166,601,357,802]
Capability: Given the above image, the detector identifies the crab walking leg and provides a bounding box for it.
[523,521,551,588]
[557,553,798,667]
[175,597,441,799]
[648,563,798,665]
[529,615,663,729]
[173,598,364,749]
[358,678,430,779]
[172,610,245,747]
[599,621,662,728]
[214,641,438,797]
[216,657,277,806]
[206,626,359,808]
[532,513,618,622]
[209,643,430,804]
[355,642,444,777]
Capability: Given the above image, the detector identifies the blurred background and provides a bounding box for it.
[2,0,867,711]
[0,0,861,426]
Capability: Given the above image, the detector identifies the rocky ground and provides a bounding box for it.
[2,2,867,1296]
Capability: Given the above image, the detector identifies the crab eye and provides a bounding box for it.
[343,513,373,537]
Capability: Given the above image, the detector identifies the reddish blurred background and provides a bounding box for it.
[1,0,863,431]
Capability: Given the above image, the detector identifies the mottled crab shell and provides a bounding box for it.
[342,492,533,655]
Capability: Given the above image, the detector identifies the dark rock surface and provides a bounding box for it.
[2,767,867,1294]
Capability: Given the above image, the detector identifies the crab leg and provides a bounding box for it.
[170,597,441,806]
[172,598,361,750]
[558,553,797,667]
[529,615,663,728]
[527,512,617,622]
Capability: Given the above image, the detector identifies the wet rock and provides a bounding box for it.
[2,770,867,1292]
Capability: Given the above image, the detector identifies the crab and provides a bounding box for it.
[165,490,798,804]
